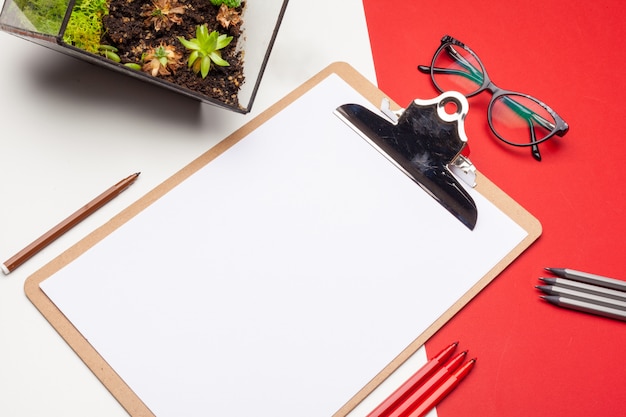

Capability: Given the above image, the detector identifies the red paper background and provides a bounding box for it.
[362,1,626,416]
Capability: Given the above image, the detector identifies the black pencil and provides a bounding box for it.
[540,295,626,322]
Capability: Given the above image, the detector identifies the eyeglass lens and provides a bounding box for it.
[490,95,556,146]
[432,43,558,147]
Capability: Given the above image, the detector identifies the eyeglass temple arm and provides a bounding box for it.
[501,95,556,132]
[417,65,556,132]
[443,45,483,81]
[525,118,542,161]
[418,65,483,86]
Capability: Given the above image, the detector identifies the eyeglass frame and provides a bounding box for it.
[418,35,569,161]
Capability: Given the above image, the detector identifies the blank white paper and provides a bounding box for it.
[41,74,528,417]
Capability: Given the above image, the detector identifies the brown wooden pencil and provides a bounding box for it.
[2,172,140,274]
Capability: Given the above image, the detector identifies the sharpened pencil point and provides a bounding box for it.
[545,268,567,278]
[540,295,561,305]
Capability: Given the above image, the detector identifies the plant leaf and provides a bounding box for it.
[178,36,200,51]
[98,44,119,52]
[204,30,218,51]
[216,34,233,49]
[200,56,211,78]
[188,50,199,67]
[197,24,209,42]
[104,51,121,62]
[124,63,142,70]
[210,51,229,67]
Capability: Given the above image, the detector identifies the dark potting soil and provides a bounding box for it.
[101,0,245,109]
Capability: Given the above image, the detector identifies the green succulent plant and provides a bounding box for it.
[177,25,233,78]
[98,45,121,62]
[209,0,241,7]
[142,43,183,77]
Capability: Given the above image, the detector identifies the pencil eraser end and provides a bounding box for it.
[1,263,10,275]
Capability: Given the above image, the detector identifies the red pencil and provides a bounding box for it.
[367,342,458,417]
[406,358,476,417]
[387,351,467,417]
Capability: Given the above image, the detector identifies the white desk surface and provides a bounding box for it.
[0,1,377,416]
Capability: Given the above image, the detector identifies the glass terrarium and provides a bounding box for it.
[0,0,289,113]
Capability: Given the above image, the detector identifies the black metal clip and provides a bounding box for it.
[335,92,478,230]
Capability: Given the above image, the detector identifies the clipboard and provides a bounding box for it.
[25,62,541,417]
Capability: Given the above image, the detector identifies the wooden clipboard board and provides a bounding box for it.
[25,62,541,417]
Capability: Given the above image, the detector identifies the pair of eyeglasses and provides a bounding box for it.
[418,35,569,161]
